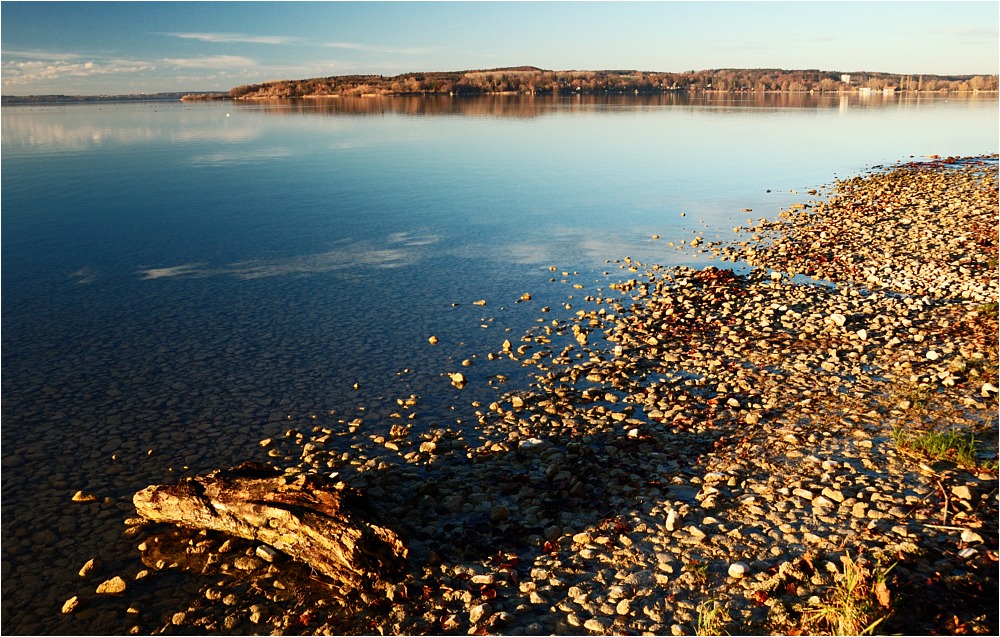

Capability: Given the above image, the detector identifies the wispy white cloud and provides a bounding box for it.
[325,42,440,56]
[164,55,256,69]
[325,42,366,51]
[160,31,435,55]
[1,57,154,86]
[162,31,439,57]
[925,26,1000,52]
[2,49,89,61]
[162,32,301,45]
[929,26,998,39]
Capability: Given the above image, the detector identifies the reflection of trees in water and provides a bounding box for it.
[240,91,991,119]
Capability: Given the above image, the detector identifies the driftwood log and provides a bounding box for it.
[133,461,407,587]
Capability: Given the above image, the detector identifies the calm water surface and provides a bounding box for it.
[2,93,997,634]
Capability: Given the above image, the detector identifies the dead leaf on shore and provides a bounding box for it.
[875,581,891,608]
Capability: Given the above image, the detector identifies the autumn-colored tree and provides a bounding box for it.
[222,67,997,99]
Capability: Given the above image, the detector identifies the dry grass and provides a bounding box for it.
[805,552,896,636]
[696,599,730,636]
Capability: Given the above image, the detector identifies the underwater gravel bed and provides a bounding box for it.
[65,156,998,635]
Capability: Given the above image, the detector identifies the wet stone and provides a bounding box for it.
[36,158,1000,637]
[96,576,126,595]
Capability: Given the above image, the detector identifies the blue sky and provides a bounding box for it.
[2,1,997,95]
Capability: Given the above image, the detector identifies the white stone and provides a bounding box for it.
[811,495,836,508]
[585,618,611,632]
[665,509,680,531]
[950,485,975,500]
[255,545,279,562]
[728,562,750,579]
[518,438,549,454]
[608,584,628,599]
[469,603,491,624]
[821,487,845,503]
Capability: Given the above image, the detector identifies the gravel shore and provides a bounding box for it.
[85,156,997,635]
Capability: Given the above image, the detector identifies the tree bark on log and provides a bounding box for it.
[133,461,407,588]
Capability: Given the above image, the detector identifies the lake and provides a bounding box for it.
[1,92,997,634]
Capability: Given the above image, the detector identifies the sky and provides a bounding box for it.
[1,1,997,95]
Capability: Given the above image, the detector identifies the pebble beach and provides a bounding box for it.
[68,156,997,635]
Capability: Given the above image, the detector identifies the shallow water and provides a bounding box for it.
[2,92,997,634]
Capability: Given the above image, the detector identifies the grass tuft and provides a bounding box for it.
[892,426,980,467]
[684,559,710,585]
[696,599,730,636]
[806,552,895,636]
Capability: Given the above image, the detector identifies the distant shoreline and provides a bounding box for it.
[5,88,995,106]
[182,87,1000,102]
[5,66,997,104]
[0,92,227,105]
[218,66,1000,100]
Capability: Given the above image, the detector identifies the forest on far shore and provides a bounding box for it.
[190,66,999,100]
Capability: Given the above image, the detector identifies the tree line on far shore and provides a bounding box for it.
[203,66,999,100]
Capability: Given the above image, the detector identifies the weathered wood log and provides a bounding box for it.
[133,461,407,588]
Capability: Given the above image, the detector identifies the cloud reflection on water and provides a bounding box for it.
[138,232,441,281]
[188,147,293,166]
[459,224,723,271]
[0,106,269,152]
[139,262,210,280]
